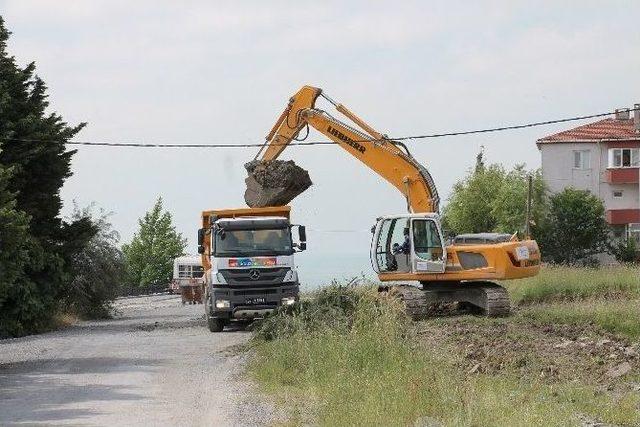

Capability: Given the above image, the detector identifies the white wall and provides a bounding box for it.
[539,142,640,212]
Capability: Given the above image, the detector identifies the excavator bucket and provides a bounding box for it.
[244,160,312,208]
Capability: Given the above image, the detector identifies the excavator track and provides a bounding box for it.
[388,281,511,319]
[389,285,435,320]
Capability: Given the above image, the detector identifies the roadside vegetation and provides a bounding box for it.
[249,269,640,426]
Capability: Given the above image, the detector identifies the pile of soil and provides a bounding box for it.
[244,160,312,207]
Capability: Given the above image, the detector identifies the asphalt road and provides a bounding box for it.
[0,294,280,426]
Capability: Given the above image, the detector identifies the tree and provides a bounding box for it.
[0,163,31,337]
[123,197,187,289]
[442,158,547,236]
[492,167,547,234]
[536,188,610,264]
[63,205,126,319]
[442,164,506,234]
[0,17,94,335]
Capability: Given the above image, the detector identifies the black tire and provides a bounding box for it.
[207,317,225,332]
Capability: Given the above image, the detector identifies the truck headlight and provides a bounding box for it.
[215,299,230,309]
[281,297,296,306]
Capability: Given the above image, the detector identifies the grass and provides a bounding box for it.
[505,265,639,305]
[506,265,640,340]
[520,300,640,340]
[248,279,640,426]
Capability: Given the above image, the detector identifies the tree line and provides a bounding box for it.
[442,150,638,265]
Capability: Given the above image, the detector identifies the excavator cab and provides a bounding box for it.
[371,214,446,275]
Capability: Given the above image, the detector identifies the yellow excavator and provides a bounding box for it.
[251,85,540,317]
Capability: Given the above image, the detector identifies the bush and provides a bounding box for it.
[63,206,126,319]
[536,188,609,264]
[253,281,407,342]
[609,237,639,264]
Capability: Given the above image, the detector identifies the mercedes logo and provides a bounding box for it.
[249,269,261,280]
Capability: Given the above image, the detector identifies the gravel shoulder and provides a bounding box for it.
[0,294,280,426]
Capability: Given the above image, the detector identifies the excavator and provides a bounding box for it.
[249,85,541,317]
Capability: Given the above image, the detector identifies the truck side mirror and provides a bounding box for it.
[298,226,307,243]
[299,242,307,251]
[197,228,205,246]
[197,245,205,254]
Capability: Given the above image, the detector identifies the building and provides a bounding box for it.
[537,105,640,244]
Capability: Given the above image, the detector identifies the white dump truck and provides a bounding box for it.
[197,206,306,332]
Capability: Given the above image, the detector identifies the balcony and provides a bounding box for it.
[606,168,639,184]
[606,209,640,225]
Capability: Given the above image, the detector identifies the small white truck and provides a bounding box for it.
[171,256,205,304]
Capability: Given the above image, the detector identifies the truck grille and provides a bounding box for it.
[219,268,288,287]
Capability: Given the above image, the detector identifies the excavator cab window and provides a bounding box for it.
[373,217,411,273]
[412,219,443,261]
[410,218,446,273]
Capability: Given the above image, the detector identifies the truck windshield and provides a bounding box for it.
[214,228,293,257]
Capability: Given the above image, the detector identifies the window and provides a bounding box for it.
[177,264,204,279]
[412,219,443,261]
[608,148,640,168]
[214,228,293,257]
[573,150,590,169]
[373,217,410,273]
[613,190,623,198]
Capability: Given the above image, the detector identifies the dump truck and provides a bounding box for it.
[197,206,306,332]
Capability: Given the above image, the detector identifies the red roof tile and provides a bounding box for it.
[538,118,640,143]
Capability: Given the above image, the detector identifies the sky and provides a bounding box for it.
[1,1,639,285]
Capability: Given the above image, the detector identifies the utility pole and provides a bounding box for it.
[525,174,533,239]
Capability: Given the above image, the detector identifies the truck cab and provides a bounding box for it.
[198,206,305,332]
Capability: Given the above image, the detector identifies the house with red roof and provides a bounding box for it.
[537,105,640,244]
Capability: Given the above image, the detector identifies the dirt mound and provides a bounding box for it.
[244,160,312,207]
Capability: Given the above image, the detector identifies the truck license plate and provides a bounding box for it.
[246,297,266,305]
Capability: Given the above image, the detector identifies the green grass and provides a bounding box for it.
[248,282,640,426]
[506,265,639,305]
[520,299,640,340]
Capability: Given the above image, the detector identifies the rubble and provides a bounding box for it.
[244,160,312,208]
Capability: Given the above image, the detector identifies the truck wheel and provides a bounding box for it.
[207,317,225,333]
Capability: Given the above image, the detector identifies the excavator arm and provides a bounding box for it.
[255,85,440,213]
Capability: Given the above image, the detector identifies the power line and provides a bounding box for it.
[0,108,635,148]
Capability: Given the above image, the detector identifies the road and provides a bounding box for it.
[0,294,281,426]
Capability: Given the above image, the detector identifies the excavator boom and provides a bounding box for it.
[256,86,440,213]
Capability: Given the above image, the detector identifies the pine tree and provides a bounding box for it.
[123,197,187,289]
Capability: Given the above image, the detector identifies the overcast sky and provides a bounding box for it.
[1,1,639,284]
